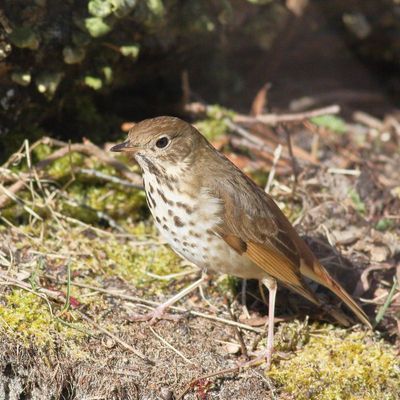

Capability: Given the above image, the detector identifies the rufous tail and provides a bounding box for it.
[300,259,372,329]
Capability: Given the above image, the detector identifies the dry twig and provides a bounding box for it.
[235,104,340,125]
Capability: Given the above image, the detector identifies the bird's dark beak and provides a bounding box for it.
[110,141,137,153]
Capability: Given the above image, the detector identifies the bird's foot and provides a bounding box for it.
[129,305,182,325]
[237,346,275,370]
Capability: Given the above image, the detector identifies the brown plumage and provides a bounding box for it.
[111,116,371,367]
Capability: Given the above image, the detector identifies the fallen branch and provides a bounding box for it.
[353,111,384,131]
[227,120,317,164]
[78,168,140,188]
[234,104,340,125]
[185,102,340,127]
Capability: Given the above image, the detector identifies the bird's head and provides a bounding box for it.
[110,116,206,173]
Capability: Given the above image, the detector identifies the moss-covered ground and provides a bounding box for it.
[0,110,399,399]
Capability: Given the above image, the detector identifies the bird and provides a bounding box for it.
[110,116,371,367]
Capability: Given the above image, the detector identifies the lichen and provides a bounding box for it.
[269,325,400,400]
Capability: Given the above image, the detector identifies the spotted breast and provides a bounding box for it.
[142,168,264,280]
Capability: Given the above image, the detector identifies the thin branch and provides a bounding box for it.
[265,144,282,193]
[227,302,248,359]
[281,125,301,186]
[79,168,141,188]
[235,104,340,125]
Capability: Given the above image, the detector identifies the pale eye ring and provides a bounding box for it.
[155,137,169,148]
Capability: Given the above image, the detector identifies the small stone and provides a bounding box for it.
[103,338,116,349]
[160,387,174,400]
[370,246,390,262]
[225,342,241,354]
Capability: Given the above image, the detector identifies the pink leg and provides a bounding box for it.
[241,279,250,318]
[129,275,205,324]
[263,278,277,369]
[238,277,277,370]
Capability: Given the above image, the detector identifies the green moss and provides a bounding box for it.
[194,105,235,141]
[46,152,85,179]
[0,290,85,348]
[250,170,268,187]
[19,219,185,295]
[375,218,395,232]
[32,143,53,161]
[348,189,366,216]
[194,118,228,141]
[213,274,239,297]
[64,181,147,222]
[269,326,400,400]
[101,239,184,293]
[311,115,347,134]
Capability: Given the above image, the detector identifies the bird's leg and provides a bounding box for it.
[263,277,277,369]
[241,279,251,319]
[258,280,268,305]
[237,277,277,370]
[129,274,205,324]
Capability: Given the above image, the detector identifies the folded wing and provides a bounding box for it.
[208,171,371,328]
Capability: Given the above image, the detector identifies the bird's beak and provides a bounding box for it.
[110,141,138,153]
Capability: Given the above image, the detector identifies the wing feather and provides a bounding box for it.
[204,158,370,327]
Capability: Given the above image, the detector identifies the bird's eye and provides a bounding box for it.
[155,137,169,149]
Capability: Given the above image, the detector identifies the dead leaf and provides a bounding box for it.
[121,122,136,131]
[250,83,271,116]
[238,315,267,326]
[286,0,309,17]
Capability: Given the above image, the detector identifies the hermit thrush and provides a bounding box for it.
[110,116,371,366]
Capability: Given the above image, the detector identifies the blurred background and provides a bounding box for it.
[1,0,400,159]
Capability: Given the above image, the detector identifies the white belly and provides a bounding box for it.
[143,172,266,280]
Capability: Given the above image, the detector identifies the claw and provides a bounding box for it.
[129,305,182,324]
[237,348,274,371]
